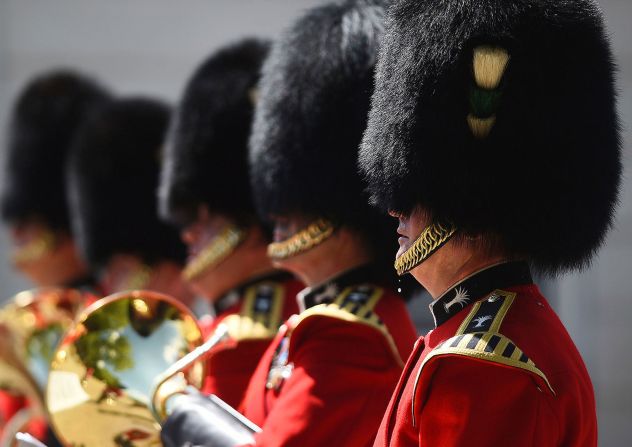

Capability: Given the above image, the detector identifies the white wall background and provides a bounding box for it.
[0,1,630,445]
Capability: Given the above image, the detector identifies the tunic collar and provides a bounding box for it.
[297,263,379,312]
[214,270,291,314]
[429,261,532,328]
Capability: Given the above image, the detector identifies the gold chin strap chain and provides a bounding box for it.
[267,219,336,260]
[394,223,457,276]
[11,231,56,266]
[183,225,246,281]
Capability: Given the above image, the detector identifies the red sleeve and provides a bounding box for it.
[416,356,559,447]
[0,390,26,428]
[0,392,48,441]
[202,339,272,409]
[245,319,403,447]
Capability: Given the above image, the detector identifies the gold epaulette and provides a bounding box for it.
[294,285,404,366]
[420,332,554,393]
[411,289,555,427]
[222,281,285,341]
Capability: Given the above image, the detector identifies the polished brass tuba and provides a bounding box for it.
[46,290,229,446]
[0,288,91,445]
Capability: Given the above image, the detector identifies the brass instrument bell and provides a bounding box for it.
[46,290,218,446]
[0,288,89,409]
[0,288,90,445]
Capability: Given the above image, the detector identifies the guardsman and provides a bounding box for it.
[157,38,301,408]
[0,70,109,444]
[1,70,109,289]
[67,97,192,303]
[359,0,621,445]
[161,1,417,446]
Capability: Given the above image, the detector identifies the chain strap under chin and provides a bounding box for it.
[267,219,336,260]
[394,223,456,276]
[183,225,246,281]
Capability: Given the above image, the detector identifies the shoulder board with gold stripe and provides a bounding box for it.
[294,285,404,366]
[456,289,516,334]
[222,281,285,341]
[411,289,555,427]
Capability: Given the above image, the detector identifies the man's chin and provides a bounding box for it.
[395,245,409,260]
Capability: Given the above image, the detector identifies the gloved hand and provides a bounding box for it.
[161,393,258,447]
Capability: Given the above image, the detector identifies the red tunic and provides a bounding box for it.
[0,396,47,442]
[240,266,418,447]
[199,274,302,409]
[0,393,24,427]
[374,262,597,447]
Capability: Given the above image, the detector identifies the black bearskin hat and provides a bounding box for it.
[359,0,621,273]
[1,70,110,231]
[159,38,270,227]
[67,98,186,269]
[249,0,389,235]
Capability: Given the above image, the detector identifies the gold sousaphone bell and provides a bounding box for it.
[46,290,231,446]
[0,288,92,446]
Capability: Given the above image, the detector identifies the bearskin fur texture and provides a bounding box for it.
[159,38,270,227]
[1,70,110,231]
[359,0,621,273]
[67,97,185,269]
[249,0,392,247]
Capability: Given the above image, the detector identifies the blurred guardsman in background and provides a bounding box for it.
[1,70,109,289]
[67,97,192,303]
[359,0,621,445]
[161,1,417,446]
[157,38,301,408]
[0,70,109,444]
